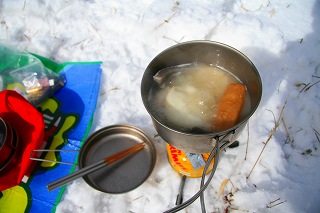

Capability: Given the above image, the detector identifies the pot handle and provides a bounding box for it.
[30,149,80,166]
[210,129,236,150]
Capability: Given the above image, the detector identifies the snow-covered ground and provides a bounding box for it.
[1,0,319,212]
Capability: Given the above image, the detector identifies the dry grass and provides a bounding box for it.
[296,75,320,93]
[266,198,287,208]
[246,99,287,179]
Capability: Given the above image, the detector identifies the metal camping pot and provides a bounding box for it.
[0,117,18,172]
[141,41,262,153]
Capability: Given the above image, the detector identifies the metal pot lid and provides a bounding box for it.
[78,124,156,194]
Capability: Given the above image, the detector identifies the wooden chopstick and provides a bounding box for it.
[47,142,145,191]
[105,142,145,164]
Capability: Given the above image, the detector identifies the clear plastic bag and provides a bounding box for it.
[0,44,66,106]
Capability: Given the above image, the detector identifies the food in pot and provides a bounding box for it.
[212,83,246,132]
[148,63,250,133]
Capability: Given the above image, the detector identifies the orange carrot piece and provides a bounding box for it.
[213,83,246,132]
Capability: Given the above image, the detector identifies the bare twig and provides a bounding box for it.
[99,87,120,96]
[301,149,312,155]
[86,20,104,44]
[298,75,320,93]
[266,109,277,127]
[107,87,119,92]
[304,80,320,92]
[266,198,287,208]
[299,82,310,93]
[313,128,320,143]
[172,1,180,12]
[247,100,287,179]
[24,34,31,41]
[230,207,249,212]
[228,179,237,191]
[270,8,275,17]
[244,122,250,160]
[240,0,269,12]
[162,35,185,44]
[269,198,281,204]
[154,12,177,29]
[203,16,226,40]
[130,195,143,203]
[282,117,293,145]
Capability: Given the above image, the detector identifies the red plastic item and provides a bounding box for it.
[0,90,44,191]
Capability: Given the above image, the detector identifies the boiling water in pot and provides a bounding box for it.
[148,63,252,134]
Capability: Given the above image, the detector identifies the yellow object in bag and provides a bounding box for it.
[166,144,214,178]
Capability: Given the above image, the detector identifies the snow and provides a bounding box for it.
[1,0,320,212]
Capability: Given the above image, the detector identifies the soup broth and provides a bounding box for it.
[148,63,251,133]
